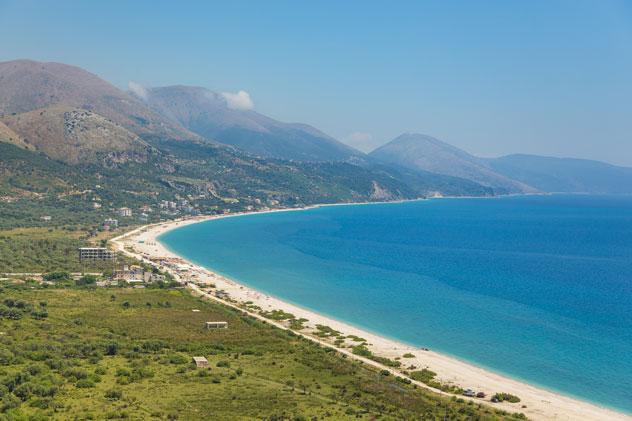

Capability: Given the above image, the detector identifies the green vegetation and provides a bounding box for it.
[492,393,522,403]
[351,345,401,368]
[346,334,367,343]
[410,369,464,394]
[0,282,524,420]
[0,227,136,273]
[288,317,308,330]
[402,352,416,358]
[314,324,342,338]
[260,309,295,321]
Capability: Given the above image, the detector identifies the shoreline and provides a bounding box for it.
[111,204,631,421]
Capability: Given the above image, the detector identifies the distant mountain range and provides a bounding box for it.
[0,58,629,208]
[369,133,536,194]
[485,154,632,195]
[134,85,365,163]
[369,133,632,195]
[0,59,492,219]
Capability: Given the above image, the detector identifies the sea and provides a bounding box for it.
[159,195,632,414]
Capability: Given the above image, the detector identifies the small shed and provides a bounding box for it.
[206,321,228,329]
[192,356,209,368]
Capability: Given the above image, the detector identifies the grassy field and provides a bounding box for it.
[0,283,526,420]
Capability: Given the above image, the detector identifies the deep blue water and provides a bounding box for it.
[160,195,632,413]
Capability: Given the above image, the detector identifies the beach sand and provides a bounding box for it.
[111,210,631,421]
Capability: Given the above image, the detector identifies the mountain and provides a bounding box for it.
[0,60,197,141]
[369,133,536,194]
[1,105,150,164]
[0,59,495,227]
[134,85,365,162]
[485,154,632,195]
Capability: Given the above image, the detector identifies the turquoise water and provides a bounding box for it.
[159,195,632,413]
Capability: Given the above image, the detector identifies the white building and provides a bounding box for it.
[118,207,132,217]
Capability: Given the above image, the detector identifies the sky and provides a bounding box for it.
[1,0,631,165]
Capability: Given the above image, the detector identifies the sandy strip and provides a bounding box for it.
[111,208,631,421]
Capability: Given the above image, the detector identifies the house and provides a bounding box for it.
[192,356,209,368]
[104,218,118,228]
[40,216,52,221]
[205,321,228,329]
[118,207,132,217]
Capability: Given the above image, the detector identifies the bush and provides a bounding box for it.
[1,393,21,412]
[492,393,521,403]
[104,342,119,356]
[76,275,98,286]
[43,272,71,282]
[410,369,437,383]
[167,354,188,365]
[105,389,123,400]
[62,367,88,380]
[76,379,95,388]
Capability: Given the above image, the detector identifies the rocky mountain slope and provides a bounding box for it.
[0,60,197,141]
[1,105,150,164]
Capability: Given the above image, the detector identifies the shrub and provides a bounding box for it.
[43,272,71,282]
[76,379,95,388]
[105,389,123,400]
[76,275,98,286]
[410,369,437,383]
[167,354,188,365]
[104,342,119,356]
[1,393,21,412]
[492,393,521,403]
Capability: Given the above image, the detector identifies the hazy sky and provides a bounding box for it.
[1,0,631,165]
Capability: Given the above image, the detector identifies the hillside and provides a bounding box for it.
[136,85,365,162]
[1,105,150,164]
[370,133,536,194]
[0,60,197,141]
[0,120,31,150]
[485,154,632,194]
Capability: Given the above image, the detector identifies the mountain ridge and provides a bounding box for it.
[369,133,537,194]
[0,59,198,142]
[134,85,366,162]
[485,153,632,194]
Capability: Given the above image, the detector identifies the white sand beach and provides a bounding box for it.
[111,209,631,421]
